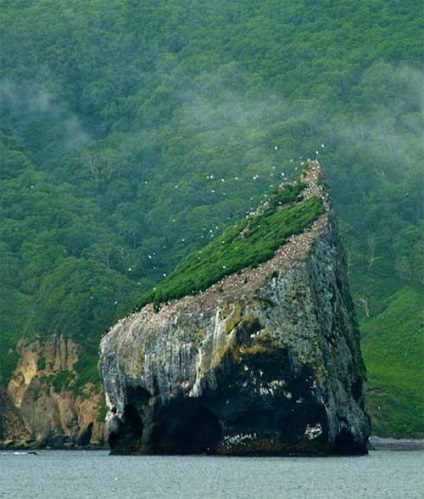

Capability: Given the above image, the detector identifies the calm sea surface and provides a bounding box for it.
[0,450,422,499]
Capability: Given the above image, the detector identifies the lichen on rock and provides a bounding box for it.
[99,161,370,456]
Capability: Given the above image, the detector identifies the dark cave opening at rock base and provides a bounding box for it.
[108,403,144,451]
[148,400,222,455]
[333,426,365,455]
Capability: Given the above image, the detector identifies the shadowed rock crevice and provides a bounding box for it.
[108,404,143,452]
[333,426,363,455]
[77,423,93,447]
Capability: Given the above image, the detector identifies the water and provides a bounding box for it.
[0,450,422,498]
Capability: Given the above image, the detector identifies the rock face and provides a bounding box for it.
[0,335,106,449]
[0,388,30,446]
[99,162,370,455]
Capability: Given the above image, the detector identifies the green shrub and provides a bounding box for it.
[51,370,74,392]
[74,350,101,389]
[0,331,21,383]
[0,348,19,384]
[37,356,46,371]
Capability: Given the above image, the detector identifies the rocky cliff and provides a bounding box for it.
[100,161,370,455]
[0,335,106,449]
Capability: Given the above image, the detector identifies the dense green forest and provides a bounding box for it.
[0,0,422,437]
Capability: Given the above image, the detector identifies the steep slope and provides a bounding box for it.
[100,162,370,455]
[361,287,424,438]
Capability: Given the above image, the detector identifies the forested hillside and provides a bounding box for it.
[0,0,422,438]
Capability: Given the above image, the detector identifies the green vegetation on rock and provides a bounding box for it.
[140,182,324,307]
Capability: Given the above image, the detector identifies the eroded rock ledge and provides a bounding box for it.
[99,162,370,455]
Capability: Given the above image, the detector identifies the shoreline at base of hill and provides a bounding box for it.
[368,436,424,450]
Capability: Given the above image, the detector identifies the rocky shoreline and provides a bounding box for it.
[368,436,424,451]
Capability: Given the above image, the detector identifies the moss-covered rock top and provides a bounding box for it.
[139,163,326,309]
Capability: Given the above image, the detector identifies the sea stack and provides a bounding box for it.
[99,161,370,455]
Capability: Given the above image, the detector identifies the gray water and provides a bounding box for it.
[0,450,422,499]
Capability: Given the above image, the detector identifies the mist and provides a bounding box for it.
[0,79,89,157]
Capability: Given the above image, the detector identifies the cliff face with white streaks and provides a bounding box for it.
[100,162,370,455]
